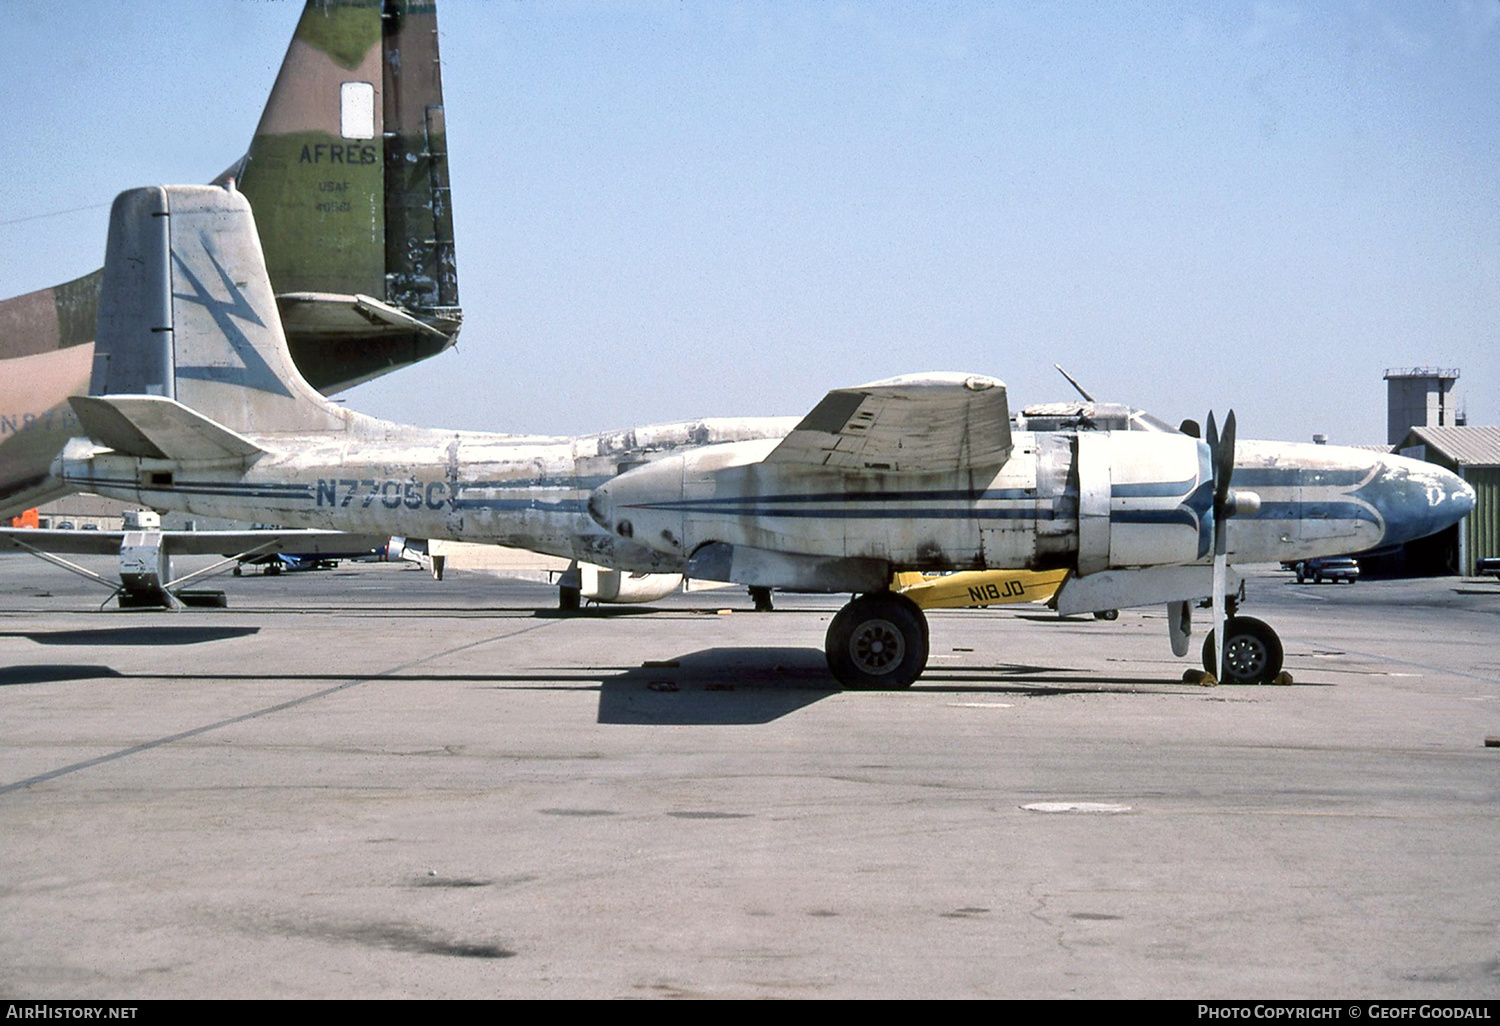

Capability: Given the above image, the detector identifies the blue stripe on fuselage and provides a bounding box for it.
[627,487,1041,509]
[1242,501,1381,525]
[1111,477,1197,498]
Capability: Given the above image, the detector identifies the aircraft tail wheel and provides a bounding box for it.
[1201,615,1284,684]
[825,593,929,689]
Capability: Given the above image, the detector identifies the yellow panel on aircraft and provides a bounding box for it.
[894,568,1070,610]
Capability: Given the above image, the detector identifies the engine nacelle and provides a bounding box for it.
[580,564,682,604]
[1074,431,1214,574]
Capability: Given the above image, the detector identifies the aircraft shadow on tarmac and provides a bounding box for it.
[594,647,1191,725]
[0,664,125,687]
[0,626,261,646]
[597,647,836,724]
[0,627,260,688]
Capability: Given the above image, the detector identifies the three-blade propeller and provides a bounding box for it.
[1205,410,1236,682]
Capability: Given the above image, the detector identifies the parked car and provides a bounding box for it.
[1293,557,1359,584]
[1476,557,1500,578]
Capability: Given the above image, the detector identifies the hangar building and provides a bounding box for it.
[1397,425,1500,577]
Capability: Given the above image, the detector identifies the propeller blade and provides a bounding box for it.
[1204,408,1238,681]
[1218,409,1236,497]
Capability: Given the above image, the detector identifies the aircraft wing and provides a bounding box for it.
[0,529,127,556]
[153,530,387,558]
[764,373,1012,473]
[0,527,384,558]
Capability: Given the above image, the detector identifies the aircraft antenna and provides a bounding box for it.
[1053,364,1095,402]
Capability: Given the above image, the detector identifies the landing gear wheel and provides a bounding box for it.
[1201,615,1284,684]
[825,593,929,690]
[558,584,581,612]
[1093,609,1119,621]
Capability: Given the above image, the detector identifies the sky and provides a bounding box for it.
[2,0,1496,446]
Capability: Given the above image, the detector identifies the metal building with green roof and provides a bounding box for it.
[1397,425,1500,576]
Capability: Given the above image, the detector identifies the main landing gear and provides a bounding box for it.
[558,560,582,612]
[825,592,930,689]
[1200,615,1284,684]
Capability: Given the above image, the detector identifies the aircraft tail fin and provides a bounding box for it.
[89,185,349,439]
[223,0,462,392]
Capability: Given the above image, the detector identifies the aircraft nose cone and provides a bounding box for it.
[1455,477,1477,515]
[1367,454,1475,547]
[589,457,685,551]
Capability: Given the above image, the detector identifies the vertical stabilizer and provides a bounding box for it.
[382,1,460,314]
[231,0,463,392]
[235,1,387,300]
[92,186,347,437]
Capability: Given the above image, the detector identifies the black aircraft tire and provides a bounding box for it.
[825,593,929,690]
[559,585,582,612]
[1201,616,1284,684]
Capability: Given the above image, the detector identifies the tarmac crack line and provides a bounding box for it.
[0,617,564,797]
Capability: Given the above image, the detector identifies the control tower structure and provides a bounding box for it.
[1385,367,1462,446]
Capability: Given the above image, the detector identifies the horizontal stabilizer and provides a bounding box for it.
[766,373,1012,473]
[277,292,452,341]
[70,394,262,463]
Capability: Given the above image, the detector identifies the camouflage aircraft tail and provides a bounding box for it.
[80,184,350,457]
[224,0,462,392]
[1,0,460,513]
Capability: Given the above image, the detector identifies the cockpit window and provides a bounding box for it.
[1015,403,1180,433]
[1129,410,1178,433]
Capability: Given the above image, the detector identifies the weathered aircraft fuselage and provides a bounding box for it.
[62,414,1474,591]
[586,429,1474,586]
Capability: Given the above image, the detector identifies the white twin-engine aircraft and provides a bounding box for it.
[60,185,1474,688]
